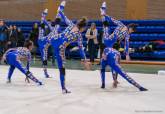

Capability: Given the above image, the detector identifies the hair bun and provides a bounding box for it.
[81,17,87,23]
[77,17,88,29]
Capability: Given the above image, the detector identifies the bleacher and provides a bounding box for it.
[6,20,165,60]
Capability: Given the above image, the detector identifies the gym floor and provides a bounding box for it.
[0,65,165,114]
[29,59,165,74]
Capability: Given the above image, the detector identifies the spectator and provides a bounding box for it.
[6,25,13,50]
[7,25,18,48]
[97,29,105,59]
[0,20,8,60]
[17,28,25,47]
[30,23,39,47]
[7,25,13,37]
[86,23,98,63]
[29,22,39,60]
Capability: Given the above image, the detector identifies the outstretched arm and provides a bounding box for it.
[78,34,86,60]
[26,51,32,71]
[125,34,130,56]
[78,35,92,70]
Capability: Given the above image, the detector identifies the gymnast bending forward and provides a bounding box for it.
[100,2,147,91]
[2,40,43,85]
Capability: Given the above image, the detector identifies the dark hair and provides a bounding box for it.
[127,23,138,32]
[55,18,61,25]
[103,21,110,27]
[47,19,51,22]
[24,40,33,49]
[77,17,87,29]
[52,18,61,26]
[40,23,45,29]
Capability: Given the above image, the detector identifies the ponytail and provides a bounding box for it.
[77,17,88,29]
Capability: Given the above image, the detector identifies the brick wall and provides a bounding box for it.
[0,0,165,20]
[64,0,126,19]
[0,0,45,20]
[147,0,165,19]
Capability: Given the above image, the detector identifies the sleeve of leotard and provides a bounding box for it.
[125,34,130,55]
[26,50,32,71]
[78,34,86,60]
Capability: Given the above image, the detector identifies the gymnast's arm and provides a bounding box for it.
[125,34,130,55]
[26,50,32,71]
[78,34,86,60]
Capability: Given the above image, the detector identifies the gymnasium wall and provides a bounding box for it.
[64,0,126,20]
[126,0,147,19]
[0,0,44,20]
[0,0,165,20]
[147,0,165,19]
